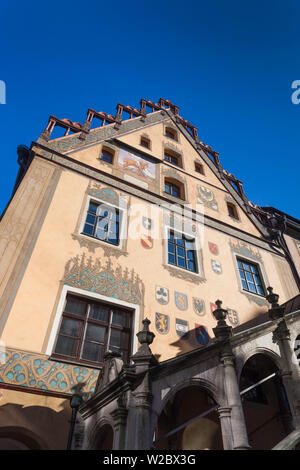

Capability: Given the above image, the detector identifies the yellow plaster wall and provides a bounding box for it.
[0,388,70,449]
[0,160,297,361]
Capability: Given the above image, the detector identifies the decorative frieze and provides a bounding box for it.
[63,254,144,305]
[0,347,98,395]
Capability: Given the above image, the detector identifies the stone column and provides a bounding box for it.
[213,300,250,450]
[267,287,300,429]
[127,318,158,450]
[111,394,129,450]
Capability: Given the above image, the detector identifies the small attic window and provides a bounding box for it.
[227,202,239,220]
[164,178,185,200]
[165,127,178,141]
[140,136,150,149]
[195,162,204,175]
[164,149,182,167]
[100,147,114,164]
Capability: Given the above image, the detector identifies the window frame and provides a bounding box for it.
[165,127,178,141]
[236,257,266,297]
[195,162,205,175]
[165,228,199,274]
[79,196,126,249]
[46,285,140,367]
[227,202,239,220]
[51,294,133,367]
[164,149,182,167]
[140,136,151,150]
[100,147,114,164]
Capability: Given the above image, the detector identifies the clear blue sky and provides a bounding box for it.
[1,0,299,217]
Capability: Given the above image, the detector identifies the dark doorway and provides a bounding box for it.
[95,424,114,450]
[155,386,222,450]
[240,353,293,449]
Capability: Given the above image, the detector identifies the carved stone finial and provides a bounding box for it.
[266,287,279,308]
[213,300,228,327]
[131,318,158,371]
[212,299,232,341]
[136,318,155,348]
[266,287,285,321]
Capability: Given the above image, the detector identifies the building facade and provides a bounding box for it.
[0,98,299,450]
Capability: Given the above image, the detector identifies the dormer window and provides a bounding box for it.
[100,147,114,164]
[165,127,178,141]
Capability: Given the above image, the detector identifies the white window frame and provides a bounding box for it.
[163,225,201,276]
[46,285,140,362]
[234,254,267,298]
[78,195,127,251]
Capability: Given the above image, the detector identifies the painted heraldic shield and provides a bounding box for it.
[155,286,169,305]
[176,318,189,339]
[211,259,222,274]
[208,242,219,255]
[193,297,205,316]
[155,312,170,334]
[175,292,188,310]
[195,324,209,345]
[142,216,152,230]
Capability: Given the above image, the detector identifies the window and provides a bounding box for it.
[83,201,120,246]
[195,162,204,175]
[100,148,114,164]
[140,136,150,149]
[227,202,239,219]
[237,258,265,296]
[164,180,181,198]
[168,230,197,272]
[165,127,178,141]
[53,295,132,365]
[164,149,181,167]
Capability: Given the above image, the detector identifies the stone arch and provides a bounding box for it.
[0,426,48,450]
[294,334,300,367]
[239,352,293,449]
[153,377,222,450]
[156,376,220,418]
[236,346,283,381]
[87,415,115,450]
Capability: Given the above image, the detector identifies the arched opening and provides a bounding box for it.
[95,423,114,450]
[294,334,300,367]
[0,427,45,450]
[154,386,222,450]
[240,353,293,449]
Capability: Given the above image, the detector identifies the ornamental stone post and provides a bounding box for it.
[111,393,129,450]
[267,287,300,429]
[127,318,158,450]
[213,300,250,450]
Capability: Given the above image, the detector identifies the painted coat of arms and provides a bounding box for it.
[155,313,170,334]
[227,309,239,326]
[208,242,219,255]
[211,259,222,274]
[142,217,152,230]
[193,297,205,316]
[175,292,188,310]
[197,186,218,211]
[155,286,169,305]
[141,234,153,249]
[176,318,189,339]
[195,324,210,345]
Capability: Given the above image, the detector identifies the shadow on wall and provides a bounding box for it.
[0,401,71,450]
[168,305,269,358]
[170,325,213,357]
